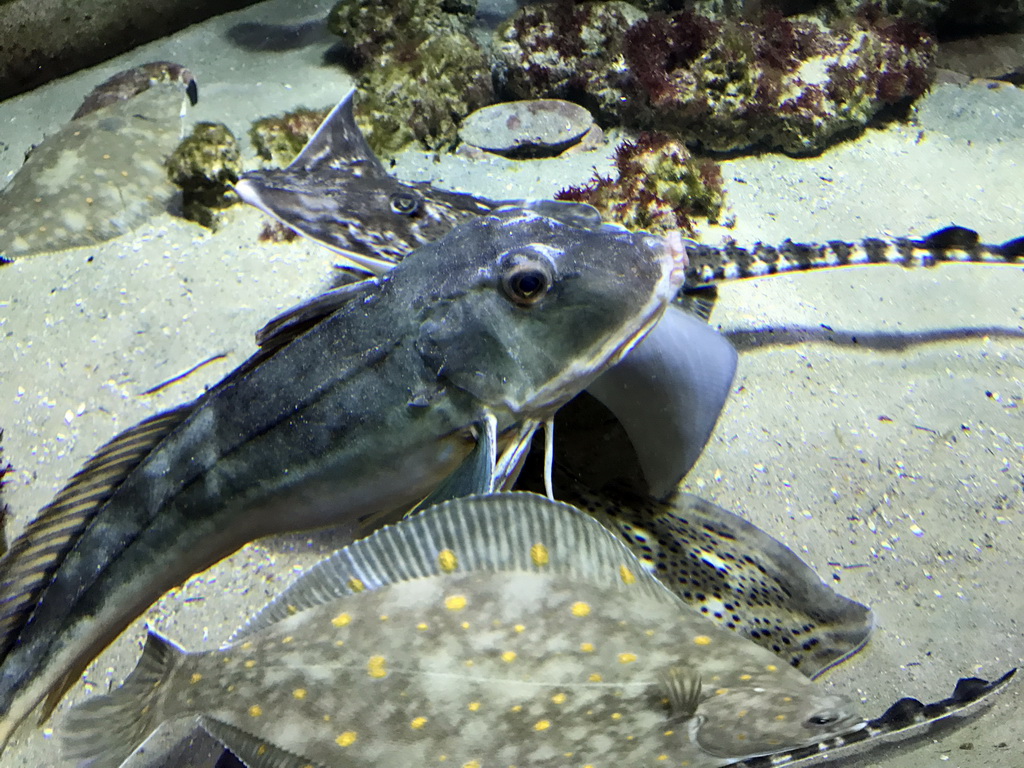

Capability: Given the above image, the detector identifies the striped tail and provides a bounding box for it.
[684,226,1024,286]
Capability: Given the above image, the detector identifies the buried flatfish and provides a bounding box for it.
[63,492,863,768]
[0,62,197,262]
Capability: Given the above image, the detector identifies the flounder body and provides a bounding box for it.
[0,62,196,262]
[63,493,863,768]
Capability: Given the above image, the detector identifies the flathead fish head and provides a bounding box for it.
[405,208,688,415]
[693,684,863,759]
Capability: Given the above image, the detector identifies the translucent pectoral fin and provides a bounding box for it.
[411,415,498,513]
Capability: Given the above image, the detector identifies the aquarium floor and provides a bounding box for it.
[0,0,1021,765]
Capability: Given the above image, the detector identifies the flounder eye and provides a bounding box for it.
[390,192,420,215]
[502,262,552,306]
[806,712,840,726]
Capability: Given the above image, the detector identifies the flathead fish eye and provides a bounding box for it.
[502,262,552,306]
[389,191,420,215]
[806,711,840,726]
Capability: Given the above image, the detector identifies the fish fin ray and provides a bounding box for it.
[661,666,702,718]
[255,279,379,352]
[231,492,676,643]
[675,286,718,322]
[494,420,541,490]
[61,630,184,768]
[289,88,386,178]
[542,417,555,500]
[200,717,321,768]
[407,416,497,516]
[0,404,196,665]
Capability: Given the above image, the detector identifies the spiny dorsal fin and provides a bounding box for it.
[199,718,313,768]
[230,491,673,642]
[254,278,378,354]
[0,403,196,664]
[661,666,702,718]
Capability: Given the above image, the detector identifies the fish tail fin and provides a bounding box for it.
[61,630,183,768]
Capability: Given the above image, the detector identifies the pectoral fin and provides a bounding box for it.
[255,279,379,352]
[412,415,498,512]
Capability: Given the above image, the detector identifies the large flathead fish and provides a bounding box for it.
[236,91,741,497]
[234,90,1024,495]
[62,492,864,768]
[0,208,687,750]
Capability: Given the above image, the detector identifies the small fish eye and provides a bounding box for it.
[502,262,552,306]
[806,712,839,726]
[389,192,420,215]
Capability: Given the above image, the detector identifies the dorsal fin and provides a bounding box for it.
[230,491,673,642]
[0,403,196,663]
[254,278,379,353]
[288,88,387,177]
[919,225,980,249]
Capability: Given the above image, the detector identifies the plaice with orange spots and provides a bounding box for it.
[61,492,882,768]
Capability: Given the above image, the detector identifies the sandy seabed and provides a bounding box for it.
[0,1,1021,766]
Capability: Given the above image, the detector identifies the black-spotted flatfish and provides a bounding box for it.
[63,492,864,768]
[0,62,197,262]
[563,480,874,679]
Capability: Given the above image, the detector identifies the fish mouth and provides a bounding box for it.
[520,230,691,414]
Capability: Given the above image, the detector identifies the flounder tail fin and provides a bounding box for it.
[61,631,183,768]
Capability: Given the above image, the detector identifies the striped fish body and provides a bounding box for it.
[63,493,862,768]
[0,209,684,749]
[681,226,1024,286]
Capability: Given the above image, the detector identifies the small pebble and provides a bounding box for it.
[459,99,595,159]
